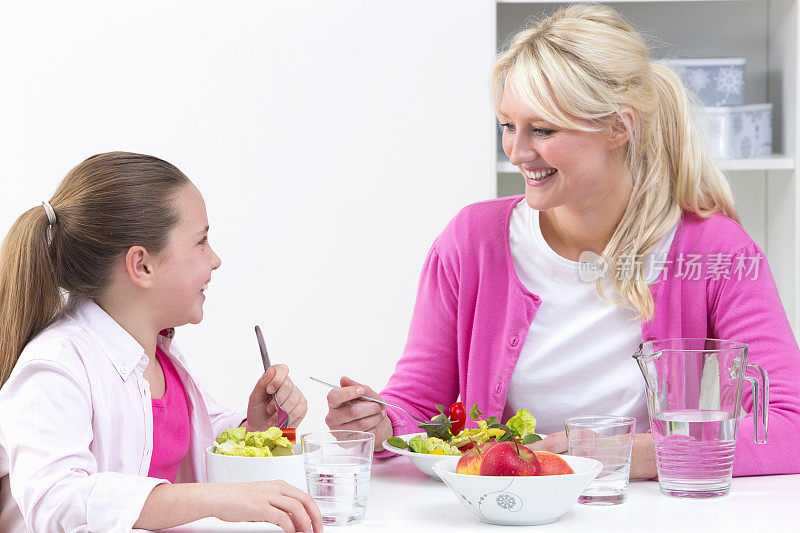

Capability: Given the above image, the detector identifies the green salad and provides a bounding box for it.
[387,404,541,455]
[406,435,462,455]
[212,426,294,457]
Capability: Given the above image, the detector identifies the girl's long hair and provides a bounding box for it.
[0,152,191,386]
[492,3,737,320]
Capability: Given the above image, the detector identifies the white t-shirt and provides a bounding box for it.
[503,200,677,434]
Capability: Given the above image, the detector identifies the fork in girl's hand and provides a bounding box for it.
[255,325,289,429]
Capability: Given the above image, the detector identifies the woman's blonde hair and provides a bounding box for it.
[0,152,191,386]
[492,3,738,320]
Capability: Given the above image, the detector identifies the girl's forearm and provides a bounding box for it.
[134,483,215,530]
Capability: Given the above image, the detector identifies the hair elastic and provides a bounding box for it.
[624,74,634,93]
[41,201,56,245]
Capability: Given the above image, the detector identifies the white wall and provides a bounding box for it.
[0,1,497,433]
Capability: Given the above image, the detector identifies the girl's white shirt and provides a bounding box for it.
[503,199,677,434]
[0,296,245,533]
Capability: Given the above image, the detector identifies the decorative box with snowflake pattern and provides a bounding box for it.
[659,57,745,106]
[701,103,772,159]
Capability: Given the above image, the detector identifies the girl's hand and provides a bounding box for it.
[135,481,322,532]
[325,376,393,451]
[246,365,307,431]
[213,480,323,533]
[524,430,657,480]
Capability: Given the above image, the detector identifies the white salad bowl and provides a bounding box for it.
[382,432,455,481]
[205,443,307,492]
[432,454,602,526]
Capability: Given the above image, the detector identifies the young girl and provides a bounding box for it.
[326,4,800,478]
[0,153,323,532]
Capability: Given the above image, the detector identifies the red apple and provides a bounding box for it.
[479,441,541,476]
[532,451,574,475]
[455,441,497,475]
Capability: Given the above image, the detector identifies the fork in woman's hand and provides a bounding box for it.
[308,376,450,426]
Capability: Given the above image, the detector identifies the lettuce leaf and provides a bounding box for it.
[407,435,461,455]
[215,427,246,445]
[506,409,537,439]
[213,426,293,456]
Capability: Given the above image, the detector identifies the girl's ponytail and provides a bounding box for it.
[0,206,65,386]
[0,152,191,387]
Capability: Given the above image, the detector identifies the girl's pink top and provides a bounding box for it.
[148,346,191,482]
[379,195,800,476]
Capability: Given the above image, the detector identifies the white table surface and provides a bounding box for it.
[164,456,800,532]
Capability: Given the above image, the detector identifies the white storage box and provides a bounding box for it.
[659,58,745,106]
[701,103,772,159]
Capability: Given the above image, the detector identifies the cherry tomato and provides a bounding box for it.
[449,401,466,435]
[281,428,297,443]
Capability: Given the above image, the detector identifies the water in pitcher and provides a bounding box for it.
[651,409,737,498]
[306,456,371,525]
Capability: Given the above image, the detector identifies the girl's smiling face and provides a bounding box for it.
[498,81,630,214]
[152,184,221,327]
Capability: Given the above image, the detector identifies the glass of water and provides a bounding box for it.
[300,430,374,525]
[564,416,636,505]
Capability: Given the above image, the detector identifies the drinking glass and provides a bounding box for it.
[300,430,374,525]
[564,416,636,505]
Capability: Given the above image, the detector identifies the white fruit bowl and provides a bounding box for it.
[432,454,602,526]
[205,444,307,492]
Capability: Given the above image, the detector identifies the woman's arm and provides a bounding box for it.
[709,241,800,476]
[134,481,322,532]
[379,237,461,438]
[325,234,461,455]
[525,431,657,479]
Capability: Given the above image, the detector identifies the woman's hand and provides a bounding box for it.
[524,431,568,454]
[246,365,307,431]
[325,376,393,451]
[213,481,323,533]
[629,433,657,479]
[524,431,657,480]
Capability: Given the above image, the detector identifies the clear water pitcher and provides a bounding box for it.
[633,338,768,498]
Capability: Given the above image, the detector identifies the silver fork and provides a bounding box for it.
[255,325,289,429]
[309,376,449,426]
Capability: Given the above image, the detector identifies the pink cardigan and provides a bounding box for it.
[380,195,800,476]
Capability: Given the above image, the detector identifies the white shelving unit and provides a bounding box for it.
[494,0,800,331]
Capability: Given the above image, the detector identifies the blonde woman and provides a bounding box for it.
[326,4,800,479]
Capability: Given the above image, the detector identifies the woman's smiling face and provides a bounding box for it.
[498,81,629,213]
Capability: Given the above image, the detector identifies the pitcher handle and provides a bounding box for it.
[744,363,769,444]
